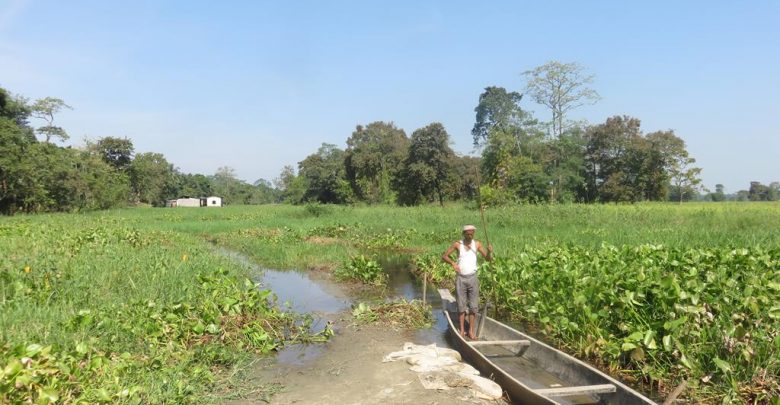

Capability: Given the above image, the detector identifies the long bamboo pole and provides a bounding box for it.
[474,166,492,337]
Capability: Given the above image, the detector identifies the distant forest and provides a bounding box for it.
[1,62,777,214]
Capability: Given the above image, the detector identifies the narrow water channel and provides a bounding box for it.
[219,247,656,403]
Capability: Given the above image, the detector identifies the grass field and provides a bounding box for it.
[1,202,778,403]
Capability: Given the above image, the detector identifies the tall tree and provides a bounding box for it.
[748,181,769,201]
[344,122,408,203]
[669,154,702,203]
[584,116,643,202]
[444,155,480,201]
[298,143,352,204]
[31,97,72,143]
[710,184,726,202]
[177,173,213,198]
[537,128,588,202]
[0,117,41,213]
[212,166,254,204]
[0,88,32,129]
[471,87,528,147]
[523,61,600,138]
[251,178,281,204]
[395,123,454,206]
[275,165,306,204]
[130,152,176,205]
[768,182,780,201]
[90,137,135,171]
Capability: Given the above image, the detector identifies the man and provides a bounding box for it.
[441,224,493,340]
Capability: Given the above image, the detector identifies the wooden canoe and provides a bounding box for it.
[438,289,657,405]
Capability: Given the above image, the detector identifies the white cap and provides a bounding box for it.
[462,225,476,231]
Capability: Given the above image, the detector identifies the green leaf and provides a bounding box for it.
[38,387,59,403]
[25,344,43,357]
[97,388,112,401]
[713,357,732,373]
[643,330,657,349]
[76,342,88,355]
[628,331,644,341]
[3,359,23,376]
[679,353,693,369]
[621,342,637,351]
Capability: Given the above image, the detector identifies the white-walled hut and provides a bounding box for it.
[175,197,203,207]
[206,196,223,207]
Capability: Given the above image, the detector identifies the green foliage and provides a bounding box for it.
[90,136,135,171]
[0,214,324,403]
[412,253,453,288]
[303,203,332,217]
[5,203,779,403]
[394,123,454,206]
[334,255,387,286]
[130,152,177,205]
[482,244,780,402]
[30,97,72,143]
[478,184,515,207]
[344,122,408,204]
[471,86,529,146]
[522,61,600,138]
[297,144,353,204]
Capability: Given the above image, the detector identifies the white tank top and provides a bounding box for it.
[457,240,478,276]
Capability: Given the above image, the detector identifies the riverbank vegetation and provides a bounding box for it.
[2,203,778,403]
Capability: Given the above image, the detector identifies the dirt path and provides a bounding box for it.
[226,315,507,405]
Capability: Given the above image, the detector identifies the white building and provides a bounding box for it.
[167,196,223,208]
[174,197,203,207]
[206,196,223,207]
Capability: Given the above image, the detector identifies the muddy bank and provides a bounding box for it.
[219,248,505,404]
[226,316,505,405]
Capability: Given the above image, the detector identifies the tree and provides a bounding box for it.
[710,184,726,202]
[31,97,72,143]
[275,165,306,204]
[523,61,600,138]
[471,87,528,147]
[212,166,253,204]
[130,152,176,205]
[443,155,480,201]
[669,155,702,203]
[748,181,769,201]
[177,173,213,198]
[584,116,642,202]
[90,136,135,171]
[0,88,32,129]
[0,117,42,213]
[298,143,352,204]
[344,122,408,203]
[768,182,780,201]
[395,123,454,206]
[251,178,281,204]
[540,128,588,202]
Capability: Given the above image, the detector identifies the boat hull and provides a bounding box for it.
[439,290,656,405]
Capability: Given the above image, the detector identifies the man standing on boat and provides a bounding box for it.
[442,224,493,340]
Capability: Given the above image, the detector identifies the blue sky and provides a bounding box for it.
[1,1,778,193]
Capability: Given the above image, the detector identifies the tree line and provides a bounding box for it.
[281,62,708,205]
[2,61,777,214]
[0,87,279,214]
